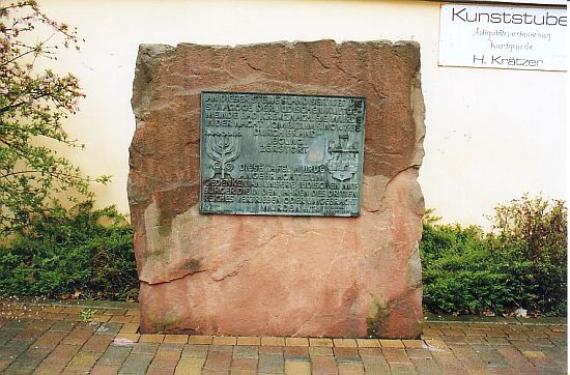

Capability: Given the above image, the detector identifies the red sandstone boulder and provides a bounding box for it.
[129,40,425,338]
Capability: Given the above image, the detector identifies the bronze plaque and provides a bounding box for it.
[199,92,366,216]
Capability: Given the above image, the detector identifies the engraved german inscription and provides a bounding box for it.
[199,92,366,216]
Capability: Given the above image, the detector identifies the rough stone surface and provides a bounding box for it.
[129,40,425,338]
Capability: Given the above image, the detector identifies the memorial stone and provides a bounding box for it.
[129,40,425,338]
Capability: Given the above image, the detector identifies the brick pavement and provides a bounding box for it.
[0,300,566,374]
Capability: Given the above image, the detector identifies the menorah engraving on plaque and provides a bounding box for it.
[206,135,240,178]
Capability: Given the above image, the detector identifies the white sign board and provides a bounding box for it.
[439,4,567,71]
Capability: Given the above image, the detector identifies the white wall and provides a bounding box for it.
[39,0,566,226]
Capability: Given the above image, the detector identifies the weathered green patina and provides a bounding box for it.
[199,92,366,217]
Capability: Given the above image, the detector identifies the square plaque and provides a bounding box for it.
[199,92,366,216]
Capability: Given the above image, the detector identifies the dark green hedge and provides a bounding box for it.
[0,202,138,300]
[421,195,567,316]
[0,195,566,316]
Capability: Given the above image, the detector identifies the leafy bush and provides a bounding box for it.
[0,202,137,300]
[421,195,567,316]
[491,195,567,315]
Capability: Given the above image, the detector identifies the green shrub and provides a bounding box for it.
[491,195,567,315]
[421,218,534,314]
[0,202,137,300]
[421,195,567,316]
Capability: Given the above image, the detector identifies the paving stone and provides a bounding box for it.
[41,313,65,321]
[0,327,24,344]
[284,346,309,361]
[408,352,441,375]
[189,335,213,345]
[337,361,364,375]
[96,323,123,336]
[83,334,114,352]
[259,346,284,373]
[465,336,489,345]
[507,332,529,340]
[0,359,12,373]
[163,335,188,344]
[90,365,121,375]
[126,309,140,316]
[443,335,468,345]
[262,336,286,346]
[546,330,566,339]
[64,350,101,372]
[131,342,160,355]
[182,344,209,358]
[542,348,568,369]
[32,330,68,349]
[405,349,431,361]
[310,338,334,347]
[92,315,112,323]
[104,309,128,316]
[174,356,206,374]
[309,347,334,356]
[424,339,448,350]
[508,339,536,351]
[119,352,154,374]
[379,339,405,348]
[114,333,140,344]
[209,344,233,353]
[32,344,79,374]
[49,321,77,332]
[532,338,556,347]
[442,328,466,337]
[237,336,260,346]
[548,325,566,332]
[0,339,30,360]
[486,337,510,345]
[522,350,558,369]
[97,345,132,367]
[61,307,84,315]
[62,326,96,346]
[471,344,510,368]
[231,358,258,372]
[109,316,132,324]
[3,320,29,330]
[119,323,139,334]
[333,339,357,348]
[140,334,165,343]
[465,328,487,337]
[382,348,412,365]
[0,304,566,375]
[388,363,417,374]
[285,360,311,375]
[334,347,361,363]
[203,347,233,372]
[449,344,487,373]
[358,348,390,374]
[355,339,380,348]
[421,327,442,337]
[430,349,466,374]
[234,345,259,359]
[311,354,338,375]
[4,347,50,374]
[286,337,309,347]
[402,340,426,349]
[212,336,236,345]
[148,347,181,370]
[495,346,539,375]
